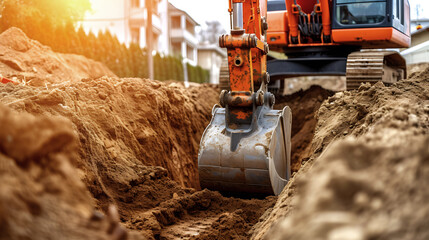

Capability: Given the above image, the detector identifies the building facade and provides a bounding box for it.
[402,26,429,64]
[197,43,227,84]
[168,3,199,66]
[81,0,230,83]
[81,0,200,64]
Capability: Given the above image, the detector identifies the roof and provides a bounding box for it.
[412,26,429,37]
[168,2,200,26]
[401,40,429,56]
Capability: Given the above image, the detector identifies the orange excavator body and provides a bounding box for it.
[267,0,410,49]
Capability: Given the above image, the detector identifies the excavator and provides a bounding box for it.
[198,0,410,195]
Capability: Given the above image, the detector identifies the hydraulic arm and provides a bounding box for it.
[198,0,292,195]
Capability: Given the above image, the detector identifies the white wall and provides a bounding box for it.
[402,41,429,64]
[80,0,169,54]
[198,47,226,84]
[81,0,129,43]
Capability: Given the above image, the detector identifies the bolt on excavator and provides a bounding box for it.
[199,0,410,195]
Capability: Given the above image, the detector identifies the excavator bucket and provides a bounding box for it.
[198,104,292,195]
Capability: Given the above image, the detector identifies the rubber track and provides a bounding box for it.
[346,51,385,90]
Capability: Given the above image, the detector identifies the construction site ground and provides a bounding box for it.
[0,27,428,240]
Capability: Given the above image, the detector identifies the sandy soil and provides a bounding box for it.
[275,86,334,172]
[0,27,116,86]
[0,104,141,240]
[279,76,345,95]
[252,68,429,240]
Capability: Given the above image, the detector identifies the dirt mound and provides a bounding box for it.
[275,85,334,172]
[0,104,141,240]
[252,68,429,239]
[0,27,115,86]
[2,75,273,239]
[1,77,218,196]
[266,135,429,240]
[4,26,428,240]
[0,78,276,239]
[0,29,279,239]
[407,62,429,77]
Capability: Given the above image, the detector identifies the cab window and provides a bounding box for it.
[336,0,386,25]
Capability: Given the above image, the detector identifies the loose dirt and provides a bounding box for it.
[0,27,116,86]
[2,28,429,240]
[0,104,141,240]
[0,76,278,239]
[0,77,333,239]
[252,68,429,240]
[275,86,334,173]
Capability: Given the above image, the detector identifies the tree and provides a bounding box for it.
[199,21,227,45]
[0,0,91,32]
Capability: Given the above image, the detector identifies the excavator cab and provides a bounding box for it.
[266,0,410,91]
[198,0,292,195]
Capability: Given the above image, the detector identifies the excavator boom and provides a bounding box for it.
[198,0,292,195]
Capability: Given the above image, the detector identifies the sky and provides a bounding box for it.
[169,0,429,32]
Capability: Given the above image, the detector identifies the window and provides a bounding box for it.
[152,32,159,51]
[131,27,140,43]
[171,16,181,29]
[336,0,386,25]
[172,42,182,56]
[131,0,140,8]
[393,0,397,18]
[392,0,404,24]
[397,0,405,25]
[186,19,195,35]
[187,45,194,61]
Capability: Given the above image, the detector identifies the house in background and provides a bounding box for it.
[168,3,199,67]
[411,19,429,33]
[81,0,228,84]
[80,0,200,66]
[198,43,227,84]
[402,26,429,64]
[80,0,170,54]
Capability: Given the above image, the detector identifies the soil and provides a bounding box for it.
[281,76,345,95]
[275,86,334,173]
[0,75,278,239]
[0,104,140,240]
[252,70,429,240]
[0,27,116,86]
[2,28,429,240]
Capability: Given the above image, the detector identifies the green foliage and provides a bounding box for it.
[187,63,209,83]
